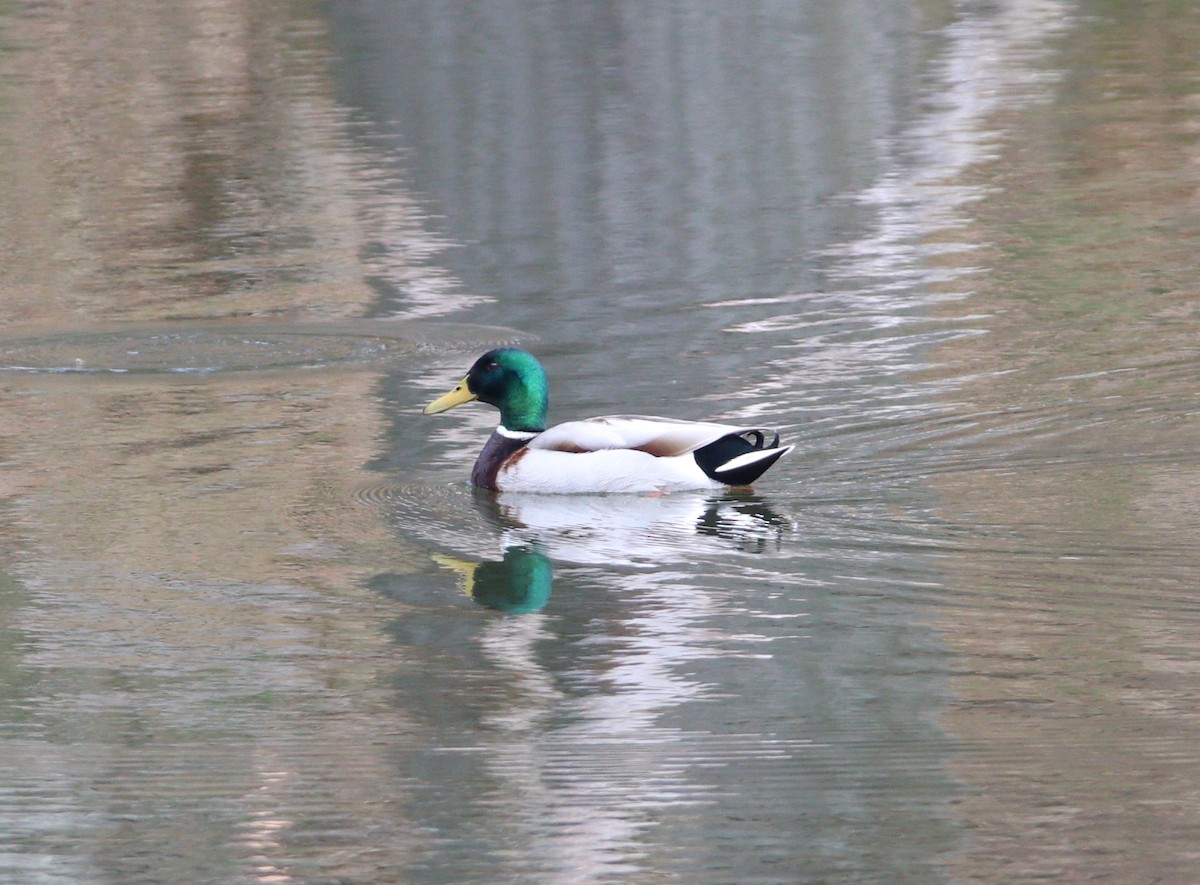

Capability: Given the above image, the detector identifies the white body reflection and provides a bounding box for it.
[487,491,791,568]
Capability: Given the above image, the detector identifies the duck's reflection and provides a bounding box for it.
[433,546,553,613]
[376,485,806,877]
[425,490,791,612]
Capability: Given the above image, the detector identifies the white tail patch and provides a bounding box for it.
[713,445,794,474]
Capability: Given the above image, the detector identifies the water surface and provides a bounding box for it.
[2,1,1199,883]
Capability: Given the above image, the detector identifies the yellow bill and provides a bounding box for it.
[432,552,479,599]
[423,376,477,414]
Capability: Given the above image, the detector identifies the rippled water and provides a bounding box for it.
[2,1,1200,883]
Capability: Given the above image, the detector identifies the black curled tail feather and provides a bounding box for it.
[693,430,791,487]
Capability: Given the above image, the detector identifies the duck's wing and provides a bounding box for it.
[529,415,772,456]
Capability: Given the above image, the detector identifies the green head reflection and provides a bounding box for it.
[434,546,553,613]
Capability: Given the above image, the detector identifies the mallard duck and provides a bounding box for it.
[423,348,792,493]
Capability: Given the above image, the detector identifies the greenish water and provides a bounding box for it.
[2,1,1199,883]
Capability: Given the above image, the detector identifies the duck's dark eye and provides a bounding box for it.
[485,361,500,371]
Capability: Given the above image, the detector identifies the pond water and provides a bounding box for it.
[2,1,1199,883]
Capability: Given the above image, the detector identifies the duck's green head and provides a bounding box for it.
[423,348,549,432]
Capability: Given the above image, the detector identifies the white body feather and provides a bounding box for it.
[499,447,721,493]
[494,415,789,494]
